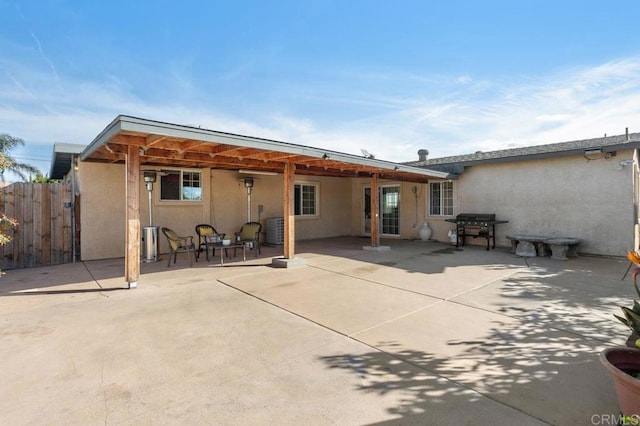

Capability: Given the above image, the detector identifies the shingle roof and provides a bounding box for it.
[403,132,640,172]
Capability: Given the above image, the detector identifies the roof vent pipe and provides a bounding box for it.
[418,149,429,162]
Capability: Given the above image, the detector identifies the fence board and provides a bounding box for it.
[42,185,51,266]
[33,184,42,266]
[23,184,34,267]
[63,183,72,263]
[50,183,60,265]
[0,182,72,270]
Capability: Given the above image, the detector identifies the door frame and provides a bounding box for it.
[362,184,400,237]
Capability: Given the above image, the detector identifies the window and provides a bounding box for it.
[294,183,317,216]
[160,170,202,201]
[429,181,453,216]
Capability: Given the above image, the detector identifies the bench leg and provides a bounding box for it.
[533,242,548,256]
[515,241,537,257]
[549,244,569,260]
[566,244,579,258]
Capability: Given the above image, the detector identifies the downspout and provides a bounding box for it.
[70,155,77,263]
[634,148,639,250]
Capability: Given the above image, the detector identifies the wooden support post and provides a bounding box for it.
[125,146,140,288]
[283,162,295,259]
[371,173,379,247]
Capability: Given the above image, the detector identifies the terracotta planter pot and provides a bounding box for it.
[600,347,640,417]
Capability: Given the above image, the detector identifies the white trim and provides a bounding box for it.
[294,181,319,218]
[362,184,401,237]
[81,115,451,180]
[159,169,203,202]
[428,180,455,217]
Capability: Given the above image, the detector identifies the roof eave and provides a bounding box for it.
[82,115,450,180]
[49,142,87,179]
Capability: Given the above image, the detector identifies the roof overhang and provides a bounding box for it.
[80,115,453,183]
[50,143,86,179]
[406,133,640,171]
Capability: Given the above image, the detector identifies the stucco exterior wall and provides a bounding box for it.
[426,151,635,256]
[79,165,353,260]
[80,150,632,259]
[79,162,126,260]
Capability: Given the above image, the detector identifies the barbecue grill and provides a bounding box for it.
[445,213,508,250]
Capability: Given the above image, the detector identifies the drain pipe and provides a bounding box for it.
[70,155,78,263]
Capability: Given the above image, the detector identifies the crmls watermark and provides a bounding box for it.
[591,414,640,425]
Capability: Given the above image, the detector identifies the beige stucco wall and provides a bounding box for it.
[79,162,126,260]
[80,150,633,260]
[79,164,354,260]
[425,151,635,256]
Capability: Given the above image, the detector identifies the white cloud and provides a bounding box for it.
[2,53,640,169]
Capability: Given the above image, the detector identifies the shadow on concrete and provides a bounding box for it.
[320,329,616,424]
[2,287,127,296]
[464,266,636,343]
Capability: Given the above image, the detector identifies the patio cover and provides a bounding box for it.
[81,115,452,287]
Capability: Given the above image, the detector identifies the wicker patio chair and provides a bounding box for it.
[161,227,197,267]
[195,224,226,260]
[234,221,262,258]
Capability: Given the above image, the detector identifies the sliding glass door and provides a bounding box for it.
[363,185,400,236]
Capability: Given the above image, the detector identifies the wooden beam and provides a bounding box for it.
[125,145,140,288]
[370,173,379,247]
[283,162,295,259]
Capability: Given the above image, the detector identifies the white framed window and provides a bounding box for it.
[160,170,202,201]
[429,180,454,216]
[294,183,317,216]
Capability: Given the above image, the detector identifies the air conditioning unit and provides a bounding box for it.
[265,217,284,245]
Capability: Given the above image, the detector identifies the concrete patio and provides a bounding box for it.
[0,237,634,425]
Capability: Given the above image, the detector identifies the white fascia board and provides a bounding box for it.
[82,115,450,179]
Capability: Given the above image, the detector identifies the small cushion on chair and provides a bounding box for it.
[200,228,214,235]
[239,223,260,240]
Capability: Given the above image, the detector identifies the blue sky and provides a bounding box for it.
[2,1,640,178]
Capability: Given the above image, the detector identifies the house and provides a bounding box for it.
[50,115,640,287]
[404,131,640,256]
[50,115,454,287]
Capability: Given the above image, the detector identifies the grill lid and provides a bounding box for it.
[455,213,496,222]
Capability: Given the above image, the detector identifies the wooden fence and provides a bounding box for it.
[0,182,74,270]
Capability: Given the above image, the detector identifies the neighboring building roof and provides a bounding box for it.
[80,115,452,182]
[49,143,86,180]
[404,132,640,174]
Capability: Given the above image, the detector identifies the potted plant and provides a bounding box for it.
[599,250,640,419]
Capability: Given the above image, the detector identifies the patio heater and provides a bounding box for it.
[244,177,254,222]
[142,171,159,262]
